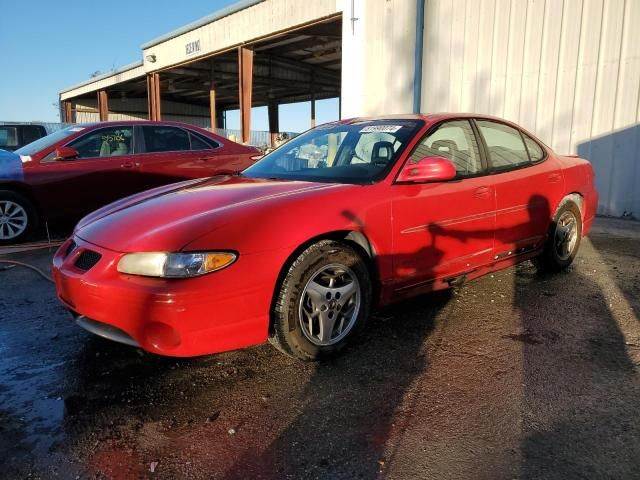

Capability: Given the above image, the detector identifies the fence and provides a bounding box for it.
[214,128,299,147]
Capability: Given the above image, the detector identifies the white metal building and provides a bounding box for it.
[60,0,640,218]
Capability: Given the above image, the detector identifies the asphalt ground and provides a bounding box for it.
[1,217,639,479]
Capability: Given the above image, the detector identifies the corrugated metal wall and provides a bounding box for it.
[421,0,640,218]
[73,99,211,128]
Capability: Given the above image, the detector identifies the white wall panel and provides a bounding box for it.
[340,0,416,117]
[421,0,640,217]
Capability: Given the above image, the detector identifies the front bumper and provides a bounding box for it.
[52,236,274,357]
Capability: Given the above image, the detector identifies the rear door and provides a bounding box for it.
[474,119,564,259]
[391,119,496,291]
[135,125,249,190]
[33,125,140,218]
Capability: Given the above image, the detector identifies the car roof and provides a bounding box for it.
[340,113,511,123]
[78,120,207,129]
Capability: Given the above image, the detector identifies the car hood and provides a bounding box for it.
[75,175,345,252]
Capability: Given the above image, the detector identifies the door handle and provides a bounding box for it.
[120,161,138,169]
[547,173,562,183]
[474,186,491,199]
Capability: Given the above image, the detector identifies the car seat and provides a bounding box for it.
[111,141,129,156]
[371,141,395,166]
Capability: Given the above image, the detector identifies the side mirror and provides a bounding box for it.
[396,156,457,183]
[53,146,79,161]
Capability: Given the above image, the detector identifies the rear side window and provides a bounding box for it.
[522,133,545,163]
[476,120,530,171]
[143,126,190,153]
[189,132,218,150]
[0,127,18,148]
[411,120,482,177]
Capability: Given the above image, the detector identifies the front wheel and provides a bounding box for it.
[536,201,582,272]
[0,190,37,245]
[270,240,372,361]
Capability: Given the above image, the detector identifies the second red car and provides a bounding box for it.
[0,121,259,243]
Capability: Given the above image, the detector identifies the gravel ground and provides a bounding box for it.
[0,217,639,479]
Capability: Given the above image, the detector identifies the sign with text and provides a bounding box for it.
[185,40,201,56]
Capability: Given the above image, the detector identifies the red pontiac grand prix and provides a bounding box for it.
[52,114,598,360]
[0,121,258,244]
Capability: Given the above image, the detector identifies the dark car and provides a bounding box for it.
[0,124,47,152]
[0,121,260,243]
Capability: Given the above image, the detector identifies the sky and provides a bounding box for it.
[0,0,339,132]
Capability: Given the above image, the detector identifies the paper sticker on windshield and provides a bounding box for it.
[359,125,403,133]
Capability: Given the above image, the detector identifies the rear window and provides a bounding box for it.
[0,127,18,148]
[22,125,45,145]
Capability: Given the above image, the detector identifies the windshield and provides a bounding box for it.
[243,119,423,184]
[15,126,85,156]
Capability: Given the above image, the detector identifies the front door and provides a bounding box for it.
[32,125,140,219]
[391,119,496,292]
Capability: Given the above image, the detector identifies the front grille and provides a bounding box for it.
[64,240,77,258]
[74,250,102,271]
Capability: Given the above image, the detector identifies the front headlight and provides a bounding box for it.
[117,252,237,278]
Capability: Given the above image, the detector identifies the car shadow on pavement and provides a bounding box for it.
[221,213,501,479]
[588,232,640,323]
[514,259,640,479]
[224,289,454,480]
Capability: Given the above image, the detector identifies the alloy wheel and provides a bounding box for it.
[0,200,28,241]
[554,210,578,261]
[298,263,361,346]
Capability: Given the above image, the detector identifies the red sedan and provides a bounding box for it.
[0,121,258,243]
[52,114,598,360]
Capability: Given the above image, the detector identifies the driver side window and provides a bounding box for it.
[68,127,134,159]
[411,120,481,178]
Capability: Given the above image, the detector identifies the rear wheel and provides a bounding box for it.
[0,190,37,245]
[536,202,582,272]
[270,240,372,361]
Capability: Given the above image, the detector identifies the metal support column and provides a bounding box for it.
[310,72,316,128]
[209,60,217,131]
[62,101,73,123]
[97,90,109,121]
[147,73,161,121]
[268,100,279,147]
[238,46,254,144]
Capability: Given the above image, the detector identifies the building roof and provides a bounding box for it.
[59,61,144,96]
[141,0,266,49]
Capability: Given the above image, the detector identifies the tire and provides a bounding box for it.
[536,201,582,272]
[269,240,372,361]
[0,190,37,245]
